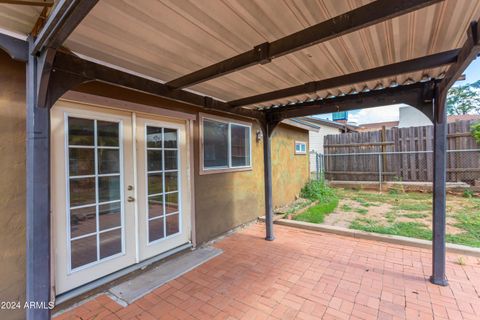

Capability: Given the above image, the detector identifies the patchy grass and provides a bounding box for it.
[350,218,432,240]
[294,198,339,223]
[397,203,431,211]
[322,188,480,248]
[403,213,428,219]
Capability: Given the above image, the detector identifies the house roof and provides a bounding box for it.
[448,114,480,123]
[1,0,478,113]
[281,118,320,132]
[357,121,400,131]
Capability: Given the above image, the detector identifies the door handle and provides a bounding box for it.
[127,196,135,202]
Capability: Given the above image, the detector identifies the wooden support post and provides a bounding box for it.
[262,121,276,241]
[431,88,448,286]
[26,38,52,319]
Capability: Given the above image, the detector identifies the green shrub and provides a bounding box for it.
[300,180,337,202]
[471,122,480,144]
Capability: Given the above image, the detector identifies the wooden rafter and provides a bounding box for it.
[0,0,53,6]
[165,0,444,89]
[31,0,99,55]
[49,51,263,119]
[230,49,459,107]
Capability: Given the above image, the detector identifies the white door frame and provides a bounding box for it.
[51,98,196,296]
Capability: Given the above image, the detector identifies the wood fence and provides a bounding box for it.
[323,120,480,183]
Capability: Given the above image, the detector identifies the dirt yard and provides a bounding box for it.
[321,188,480,247]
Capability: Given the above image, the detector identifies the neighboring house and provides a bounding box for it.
[357,121,400,132]
[0,50,313,313]
[359,106,480,131]
[398,105,432,127]
[295,117,357,172]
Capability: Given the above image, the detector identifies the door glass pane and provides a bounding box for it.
[203,119,228,168]
[99,202,121,230]
[100,229,122,259]
[164,150,177,170]
[67,116,124,270]
[165,172,178,192]
[99,176,120,202]
[231,124,250,167]
[71,235,97,269]
[97,121,119,146]
[147,150,162,171]
[165,192,179,214]
[70,206,96,238]
[146,127,162,148]
[98,149,120,174]
[69,117,94,146]
[69,148,95,176]
[70,178,95,207]
[166,214,179,236]
[164,128,177,148]
[148,173,163,195]
[148,195,163,219]
[149,218,164,242]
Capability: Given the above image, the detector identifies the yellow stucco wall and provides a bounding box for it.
[271,124,310,208]
[0,52,309,318]
[0,51,26,320]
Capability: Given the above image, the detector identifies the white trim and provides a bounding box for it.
[295,141,307,155]
[199,114,252,175]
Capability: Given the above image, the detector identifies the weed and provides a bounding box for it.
[463,189,474,198]
[341,204,352,212]
[385,211,397,223]
[456,256,466,266]
[300,180,337,202]
[355,208,368,215]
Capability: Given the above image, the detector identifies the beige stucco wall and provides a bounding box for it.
[271,124,310,208]
[0,51,26,320]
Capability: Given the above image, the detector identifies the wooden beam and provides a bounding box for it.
[166,0,443,89]
[0,33,28,61]
[0,0,53,6]
[230,49,459,107]
[266,81,435,122]
[438,20,480,95]
[49,51,262,119]
[31,0,99,55]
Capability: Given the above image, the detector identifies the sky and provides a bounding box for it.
[315,57,480,125]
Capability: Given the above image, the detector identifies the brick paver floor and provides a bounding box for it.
[54,223,480,320]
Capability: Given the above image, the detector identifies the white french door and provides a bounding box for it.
[52,101,191,295]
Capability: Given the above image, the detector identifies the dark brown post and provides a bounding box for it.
[431,87,448,286]
[26,38,52,319]
[262,122,275,241]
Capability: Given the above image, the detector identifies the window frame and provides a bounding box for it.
[294,141,307,155]
[199,113,252,175]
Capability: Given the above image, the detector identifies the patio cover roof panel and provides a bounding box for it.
[0,0,479,108]
[0,3,43,35]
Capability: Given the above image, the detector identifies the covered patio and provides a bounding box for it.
[55,223,480,320]
[1,0,480,319]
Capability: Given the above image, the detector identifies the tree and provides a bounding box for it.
[446,80,480,115]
